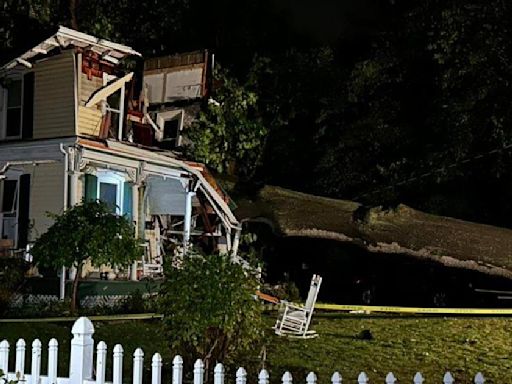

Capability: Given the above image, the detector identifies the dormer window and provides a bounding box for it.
[156,110,184,149]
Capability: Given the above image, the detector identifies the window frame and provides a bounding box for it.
[95,171,125,215]
[1,178,19,214]
[0,170,22,244]
[156,109,184,147]
[0,76,24,140]
[102,73,125,141]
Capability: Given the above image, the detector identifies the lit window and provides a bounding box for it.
[99,182,118,213]
[96,172,124,215]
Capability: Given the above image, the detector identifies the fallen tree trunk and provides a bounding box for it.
[236,186,512,278]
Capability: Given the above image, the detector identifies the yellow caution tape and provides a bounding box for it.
[0,313,164,323]
[315,303,512,315]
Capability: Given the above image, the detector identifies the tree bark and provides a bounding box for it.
[71,263,82,313]
[236,185,512,278]
[69,0,79,30]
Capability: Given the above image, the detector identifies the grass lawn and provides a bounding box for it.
[1,313,511,384]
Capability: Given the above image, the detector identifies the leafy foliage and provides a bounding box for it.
[31,200,141,311]
[0,259,27,315]
[159,250,263,368]
[0,368,17,384]
[310,0,512,225]
[31,200,140,270]
[186,66,268,180]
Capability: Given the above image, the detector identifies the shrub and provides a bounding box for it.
[31,200,141,313]
[261,280,301,302]
[159,250,263,371]
[0,258,27,315]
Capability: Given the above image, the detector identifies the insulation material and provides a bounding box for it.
[165,68,203,101]
[145,73,165,103]
[146,176,187,215]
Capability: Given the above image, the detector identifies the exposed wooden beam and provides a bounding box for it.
[85,72,134,107]
[46,38,60,47]
[16,58,32,68]
[32,47,48,54]
[102,55,120,65]
[55,35,66,47]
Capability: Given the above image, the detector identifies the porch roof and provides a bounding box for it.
[77,138,240,230]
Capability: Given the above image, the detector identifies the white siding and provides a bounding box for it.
[25,162,65,241]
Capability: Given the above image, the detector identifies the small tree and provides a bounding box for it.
[31,200,140,313]
[159,250,263,372]
[186,66,268,180]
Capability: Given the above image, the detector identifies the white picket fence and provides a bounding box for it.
[0,317,487,384]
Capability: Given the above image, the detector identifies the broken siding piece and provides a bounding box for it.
[77,106,102,136]
[80,72,103,105]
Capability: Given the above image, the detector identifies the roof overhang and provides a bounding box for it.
[1,26,141,73]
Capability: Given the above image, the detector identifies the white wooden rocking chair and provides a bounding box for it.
[274,274,322,338]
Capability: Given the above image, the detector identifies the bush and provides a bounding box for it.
[0,368,17,384]
[261,280,301,302]
[3,298,71,318]
[159,250,263,370]
[31,200,141,313]
[0,259,27,315]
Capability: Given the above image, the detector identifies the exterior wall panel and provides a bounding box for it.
[25,161,65,241]
[80,72,103,105]
[33,52,75,139]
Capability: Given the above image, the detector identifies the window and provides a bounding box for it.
[99,181,119,213]
[102,73,125,141]
[156,110,183,148]
[0,73,34,141]
[83,171,126,215]
[1,179,18,213]
[97,173,124,215]
[6,79,22,138]
[0,178,18,241]
[163,119,180,142]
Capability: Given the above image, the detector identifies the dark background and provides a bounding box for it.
[2,0,512,228]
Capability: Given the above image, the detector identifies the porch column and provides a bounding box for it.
[183,191,196,251]
[69,171,80,206]
[67,171,81,289]
[231,228,241,258]
[130,184,140,281]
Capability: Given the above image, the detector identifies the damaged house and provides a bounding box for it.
[0,27,241,284]
[141,50,209,150]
